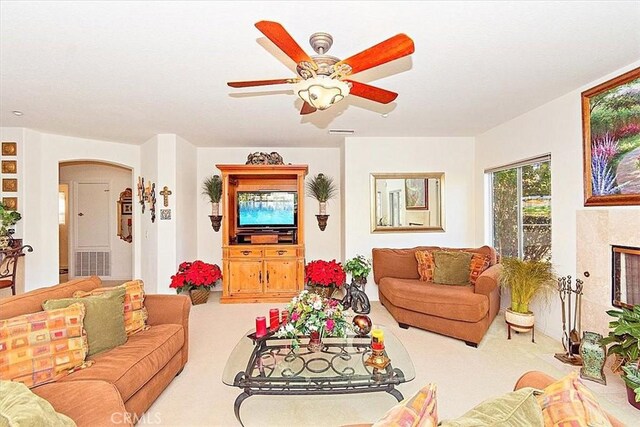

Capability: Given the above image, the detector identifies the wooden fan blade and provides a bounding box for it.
[338,34,414,75]
[300,102,317,115]
[255,21,315,65]
[345,80,398,104]
[227,78,298,88]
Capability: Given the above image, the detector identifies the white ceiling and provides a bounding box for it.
[1,1,639,147]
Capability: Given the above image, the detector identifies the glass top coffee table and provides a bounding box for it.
[222,325,415,426]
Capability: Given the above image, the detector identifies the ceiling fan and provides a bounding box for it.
[227,21,415,115]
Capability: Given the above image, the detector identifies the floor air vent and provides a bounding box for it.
[75,251,111,276]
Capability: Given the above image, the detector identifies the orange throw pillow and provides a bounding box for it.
[373,383,438,427]
[537,372,612,427]
[74,280,148,336]
[415,250,436,282]
[0,303,90,388]
[469,253,491,286]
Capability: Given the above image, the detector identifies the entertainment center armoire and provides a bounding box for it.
[217,164,308,303]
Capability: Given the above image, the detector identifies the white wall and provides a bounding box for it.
[59,162,133,280]
[140,136,159,293]
[196,147,342,276]
[474,60,640,341]
[344,137,477,300]
[175,136,197,266]
[139,134,198,294]
[4,129,142,291]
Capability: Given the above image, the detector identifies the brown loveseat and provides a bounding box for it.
[373,246,500,347]
[0,276,190,426]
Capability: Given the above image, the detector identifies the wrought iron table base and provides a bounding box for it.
[232,371,406,427]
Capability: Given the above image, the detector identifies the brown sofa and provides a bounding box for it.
[0,276,191,426]
[372,246,501,347]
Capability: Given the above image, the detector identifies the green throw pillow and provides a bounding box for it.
[440,387,543,427]
[43,287,126,356]
[0,380,76,427]
[432,251,473,285]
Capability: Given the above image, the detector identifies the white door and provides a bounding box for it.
[75,182,110,249]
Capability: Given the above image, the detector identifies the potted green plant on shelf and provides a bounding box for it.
[202,174,223,231]
[499,257,556,332]
[0,203,21,249]
[600,304,640,409]
[343,255,372,286]
[306,173,337,230]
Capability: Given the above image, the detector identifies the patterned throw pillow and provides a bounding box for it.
[537,372,612,427]
[469,253,491,286]
[74,280,148,336]
[43,287,127,356]
[415,250,436,282]
[372,383,438,427]
[0,303,90,388]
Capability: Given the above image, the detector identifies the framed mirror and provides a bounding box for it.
[370,173,444,233]
[117,188,133,243]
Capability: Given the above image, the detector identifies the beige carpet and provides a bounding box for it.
[140,292,638,426]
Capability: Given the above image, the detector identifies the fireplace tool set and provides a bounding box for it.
[554,275,584,365]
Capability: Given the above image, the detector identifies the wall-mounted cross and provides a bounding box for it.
[160,186,172,207]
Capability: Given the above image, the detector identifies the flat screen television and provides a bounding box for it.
[237,191,297,228]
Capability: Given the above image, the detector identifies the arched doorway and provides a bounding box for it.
[59,161,134,284]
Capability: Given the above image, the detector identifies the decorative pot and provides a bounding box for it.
[311,284,335,299]
[319,201,327,215]
[354,276,367,288]
[505,308,534,333]
[307,330,322,352]
[579,331,606,385]
[209,215,223,232]
[315,214,329,231]
[626,384,640,410]
[189,288,211,305]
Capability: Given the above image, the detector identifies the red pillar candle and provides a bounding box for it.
[255,316,267,338]
[269,308,280,330]
[281,310,289,324]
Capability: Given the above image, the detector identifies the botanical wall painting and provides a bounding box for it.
[583,68,640,206]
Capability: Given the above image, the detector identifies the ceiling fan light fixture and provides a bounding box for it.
[295,76,350,110]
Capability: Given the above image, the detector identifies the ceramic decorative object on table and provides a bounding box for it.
[579,331,607,384]
[353,315,372,336]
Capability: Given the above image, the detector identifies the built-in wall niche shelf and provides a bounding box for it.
[217,164,308,303]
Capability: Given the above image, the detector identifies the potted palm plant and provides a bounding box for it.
[306,173,337,231]
[202,174,223,231]
[601,305,640,409]
[499,257,556,332]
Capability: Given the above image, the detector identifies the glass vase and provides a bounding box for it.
[307,330,322,352]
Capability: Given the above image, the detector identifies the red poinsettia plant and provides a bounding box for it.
[170,260,222,293]
[304,259,346,288]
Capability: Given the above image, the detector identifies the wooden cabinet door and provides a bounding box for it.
[264,259,298,293]
[228,260,263,294]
